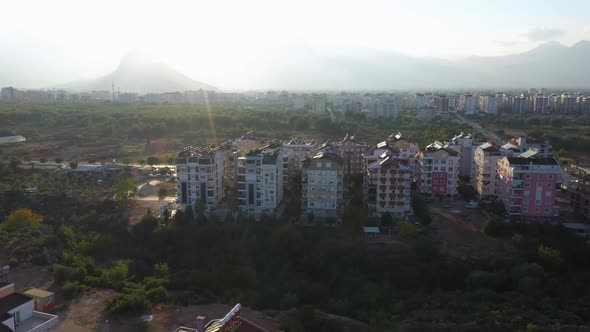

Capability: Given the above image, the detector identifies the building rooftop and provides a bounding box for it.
[506,156,560,166]
[23,288,54,299]
[0,293,31,317]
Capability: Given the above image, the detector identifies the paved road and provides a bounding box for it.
[454,113,504,146]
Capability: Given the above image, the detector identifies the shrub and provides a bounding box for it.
[62,281,88,299]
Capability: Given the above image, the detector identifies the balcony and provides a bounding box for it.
[15,311,59,332]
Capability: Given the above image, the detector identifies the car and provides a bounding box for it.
[466,201,479,209]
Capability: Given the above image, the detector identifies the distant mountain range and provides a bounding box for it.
[56,52,217,93]
[242,40,590,90]
[1,41,590,91]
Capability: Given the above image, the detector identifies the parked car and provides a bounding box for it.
[466,200,479,209]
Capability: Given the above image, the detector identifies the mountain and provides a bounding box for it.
[60,52,217,93]
[234,40,590,90]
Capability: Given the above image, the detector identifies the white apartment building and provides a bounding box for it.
[471,142,503,198]
[417,141,461,197]
[175,145,230,211]
[237,148,284,217]
[301,152,344,219]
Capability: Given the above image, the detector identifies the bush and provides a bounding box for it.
[62,281,88,299]
[105,289,151,315]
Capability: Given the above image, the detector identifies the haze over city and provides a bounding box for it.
[3,0,590,90]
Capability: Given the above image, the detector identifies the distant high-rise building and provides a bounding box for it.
[478,95,498,114]
[415,93,429,109]
[459,93,477,114]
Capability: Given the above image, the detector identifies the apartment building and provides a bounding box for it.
[415,93,429,109]
[514,137,553,157]
[446,132,477,178]
[433,95,450,115]
[282,137,317,169]
[478,94,498,114]
[497,156,562,222]
[532,94,549,113]
[510,95,528,113]
[417,141,461,197]
[335,134,366,177]
[459,93,477,114]
[471,142,503,198]
[175,145,231,211]
[237,147,284,217]
[368,94,402,118]
[301,152,344,219]
[365,150,412,218]
[568,166,590,221]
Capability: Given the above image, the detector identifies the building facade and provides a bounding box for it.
[175,145,230,211]
[417,142,461,197]
[471,142,503,197]
[335,134,366,177]
[497,156,562,222]
[237,148,284,217]
[365,151,412,218]
[301,152,344,219]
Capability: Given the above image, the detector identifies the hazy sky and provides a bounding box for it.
[2,0,590,89]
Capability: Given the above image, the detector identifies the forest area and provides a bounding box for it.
[1,102,590,331]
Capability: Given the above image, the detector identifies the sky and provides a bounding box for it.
[2,0,590,89]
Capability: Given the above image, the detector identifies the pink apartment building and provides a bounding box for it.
[497,156,562,222]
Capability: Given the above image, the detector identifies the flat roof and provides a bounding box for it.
[0,293,32,316]
[24,288,54,299]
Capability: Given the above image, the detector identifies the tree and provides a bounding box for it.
[396,221,416,238]
[55,157,64,164]
[380,212,394,227]
[1,208,43,231]
[158,188,167,198]
[115,179,138,202]
[69,161,78,169]
[146,156,160,166]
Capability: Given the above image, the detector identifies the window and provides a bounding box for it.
[545,191,551,197]
[544,208,550,213]
[537,183,543,188]
[524,183,530,188]
[546,183,552,188]
[536,207,540,213]
[523,207,528,212]
[545,199,551,205]
[449,160,453,164]
[524,190,530,196]
[535,199,541,205]
[525,175,531,179]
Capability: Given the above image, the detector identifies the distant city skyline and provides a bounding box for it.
[2,0,590,89]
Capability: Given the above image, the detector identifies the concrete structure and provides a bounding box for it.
[478,95,498,114]
[472,142,503,198]
[365,150,412,218]
[301,152,343,220]
[568,166,590,221]
[415,93,429,109]
[510,95,528,113]
[460,93,477,114]
[175,145,232,211]
[335,134,366,177]
[282,137,317,170]
[497,156,562,222]
[172,303,268,332]
[237,147,284,217]
[532,94,549,114]
[446,132,477,178]
[417,141,461,197]
[310,94,327,114]
[433,95,449,115]
[515,137,553,157]
[368,95,402,118]
[0,282,58,332]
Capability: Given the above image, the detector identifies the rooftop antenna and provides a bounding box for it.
[112,83,115,101]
